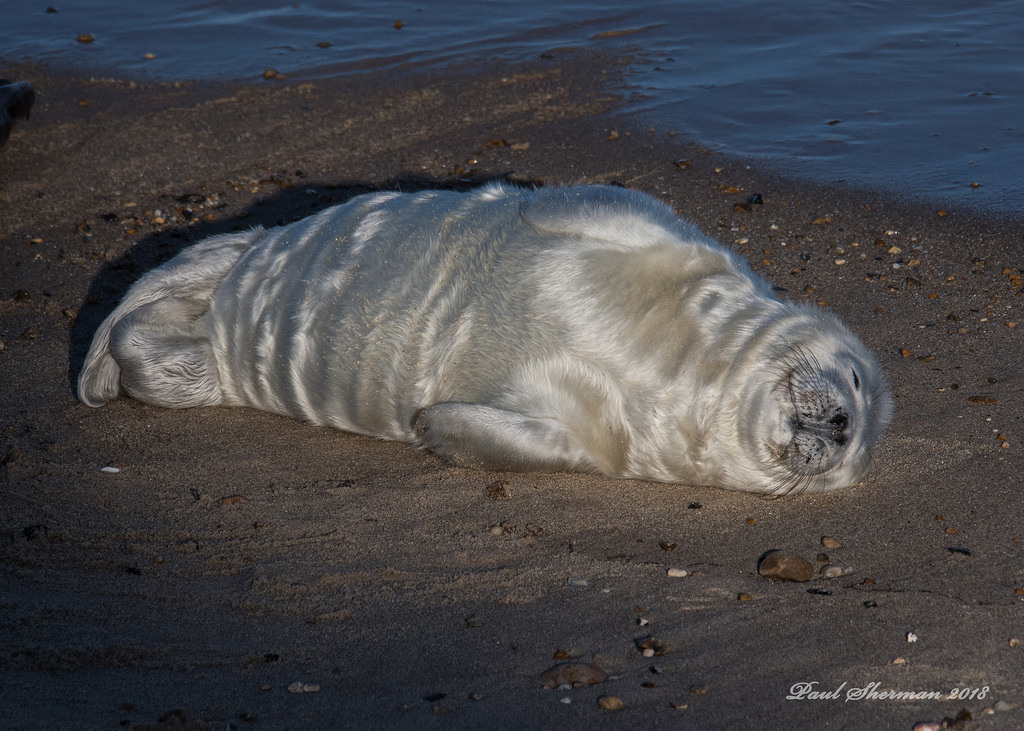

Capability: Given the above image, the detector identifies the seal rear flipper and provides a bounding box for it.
[109,298,222,408]
[414,403,594,473]
[77,229,257,407]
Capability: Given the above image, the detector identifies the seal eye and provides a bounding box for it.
[851,368,860,391]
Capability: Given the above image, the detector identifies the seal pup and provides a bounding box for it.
[79,183,892,494]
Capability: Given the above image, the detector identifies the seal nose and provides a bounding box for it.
[827,411,848,445]
[801,410,848,447]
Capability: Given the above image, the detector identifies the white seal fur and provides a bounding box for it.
[79,183,892,494]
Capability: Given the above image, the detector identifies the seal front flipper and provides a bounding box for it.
[414,403,594,473]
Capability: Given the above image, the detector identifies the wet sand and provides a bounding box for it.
[1,54,1022,729]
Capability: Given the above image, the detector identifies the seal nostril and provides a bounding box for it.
[828,411,849,445]
[828,412,848,429]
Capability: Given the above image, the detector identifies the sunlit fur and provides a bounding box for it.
[79,183,892,494]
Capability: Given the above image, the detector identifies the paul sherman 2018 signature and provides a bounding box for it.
[787,682,990,702]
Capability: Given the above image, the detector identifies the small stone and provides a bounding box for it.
[489,525,503,535]
[559,697,572,704]
[567,577,588,587]
[994,700,1013,712]
[465,616,482,628]
[912,724,942,731]
[540,662,608,689]
[737,593,753,602]
[667,568,688,578]
[659,541,677,551]
[485,480,511,500]
[821,536,841,549]
[758,551,815,582]
[287,681,319,693]
[906,632,918,643]
[636,637,667,656]
[597,696,624,711]
[690,684,710,695]
[820,565,843,579]
[892,657,906,665]
[468,692,483,701]
[100,465,121,474]
[1009,638,1020,647]
[670,702,688,710]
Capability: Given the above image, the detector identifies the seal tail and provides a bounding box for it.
[77,229,260,408]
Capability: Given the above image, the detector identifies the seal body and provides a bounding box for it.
[79,184,892,494]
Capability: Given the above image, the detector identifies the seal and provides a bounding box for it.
[79,183,892,494]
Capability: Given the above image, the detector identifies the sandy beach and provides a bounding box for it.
[1,54,1021,729]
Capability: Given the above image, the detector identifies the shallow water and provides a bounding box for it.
[2,0,1022,213]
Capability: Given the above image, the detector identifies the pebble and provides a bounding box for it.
[637,637,667,656]
[540,662,609,689]
[758,551,815,582]
[994,700,1012,712]
[100,465,121,474]
[486,480,511,500]
[287,682,320,693]
[907,632,918,643]
[666,568,688,578]
[821,536,841,549]
[820,565,843,579]
[597,696,624,711]
[912,723,941,731]
[567,577,588,587]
